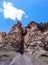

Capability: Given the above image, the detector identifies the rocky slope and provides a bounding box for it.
[0,21,48,65]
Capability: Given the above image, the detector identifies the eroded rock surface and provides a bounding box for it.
[0,21,48,65]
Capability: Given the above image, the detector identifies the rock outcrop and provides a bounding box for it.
[8,21,24,53]
[0,32,6,47]
[0,21,48,65]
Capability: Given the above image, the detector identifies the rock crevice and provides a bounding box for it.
[0,21,48,54]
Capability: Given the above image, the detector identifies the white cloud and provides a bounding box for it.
[3,1,26,21]
[25,15,29,18]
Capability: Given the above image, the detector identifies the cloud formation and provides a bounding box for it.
[3,1,26,21]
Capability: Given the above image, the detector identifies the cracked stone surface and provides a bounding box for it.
[0,21,48,65]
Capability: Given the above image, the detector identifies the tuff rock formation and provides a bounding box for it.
[0,21,48,65]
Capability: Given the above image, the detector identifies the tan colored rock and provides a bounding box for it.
[27,22,40,31]
[41,23,48,34]
[24,31,43,49]
[44,34,48,49]
[45,34,48,43]
[0,32,6,47]
[0,21,48,65]
[24,22,42,45]
[0,34,2,44]
[7,21,24,53]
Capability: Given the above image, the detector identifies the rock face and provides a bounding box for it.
[9,21,23,52]
[0,21,48,65]
[2,21,24,53]
[9,21,24,53]
[0,32,6,47]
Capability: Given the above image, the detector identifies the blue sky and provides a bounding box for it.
[0,0,48,33]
